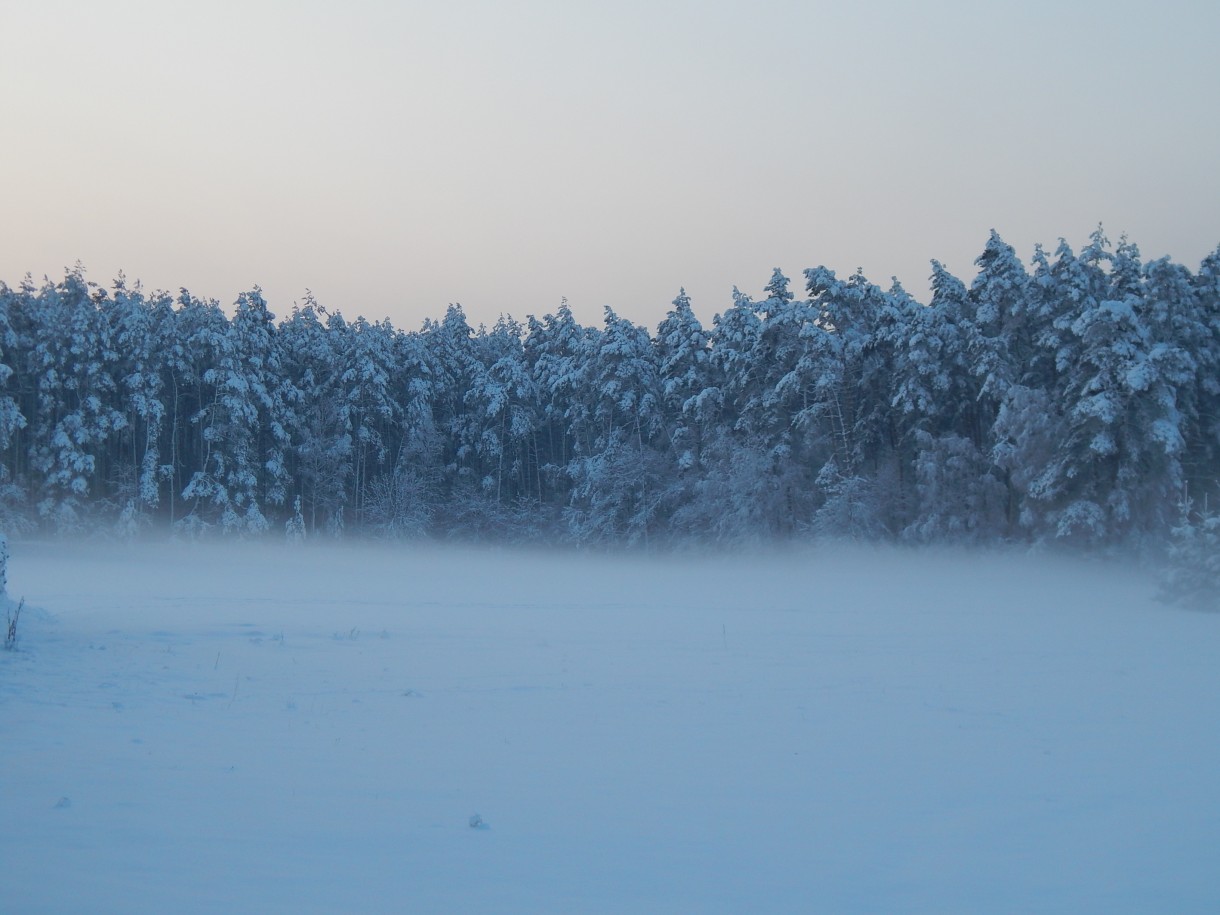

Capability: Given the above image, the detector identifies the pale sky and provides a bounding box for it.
[2,0,1218,330]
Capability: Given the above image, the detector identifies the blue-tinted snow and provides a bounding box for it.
[2,540,1217,913]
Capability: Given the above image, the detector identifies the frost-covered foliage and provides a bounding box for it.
[363,464,433,539]
[0,229,1217,548]
[1161,498,1220,610]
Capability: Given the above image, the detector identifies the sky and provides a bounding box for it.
[2,0,1219,331]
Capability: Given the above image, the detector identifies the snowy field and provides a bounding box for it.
[2,539,1218,914]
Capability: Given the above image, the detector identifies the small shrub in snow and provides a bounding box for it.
[1160,500,1220,611]
[363,467,433,539]
[285,496,306,543]
[0,532,17,651]
[4,598,21,650]
[113,500,152,540]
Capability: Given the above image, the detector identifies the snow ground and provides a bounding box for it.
[1,539,1218,914]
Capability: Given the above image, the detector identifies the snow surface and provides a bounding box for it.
[2,540,1218,913]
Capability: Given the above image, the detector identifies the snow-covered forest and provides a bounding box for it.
[2,228,1218,547]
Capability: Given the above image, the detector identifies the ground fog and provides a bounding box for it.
[2,540,1217,913]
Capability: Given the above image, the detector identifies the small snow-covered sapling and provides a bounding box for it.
[4,598,22,651]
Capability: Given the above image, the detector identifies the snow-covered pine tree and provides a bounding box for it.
[966,231,1036,532]
[181,288,286,534]
[278,299,352,534]
[0,281,30,529]
[1031,258,1186,544]
[891,263,1002,540]
[339,315,401,528]
[755,269,811,452]
[697,278,810,538]
[799,267,900,537]
[160,289,224,530]
[524,300,596,506]
[103,276,168,532]
[422,305,479,506]
[20,269,126,531]
[453,316,538,536]
[708,286,762,441]
[654,288,712,471]
[566,307,664,544]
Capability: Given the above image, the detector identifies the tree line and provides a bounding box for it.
[1,228,1217,548]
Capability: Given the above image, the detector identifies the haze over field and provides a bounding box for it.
[3,540,1219,913]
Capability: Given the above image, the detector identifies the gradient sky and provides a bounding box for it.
[3,0,1218,330]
